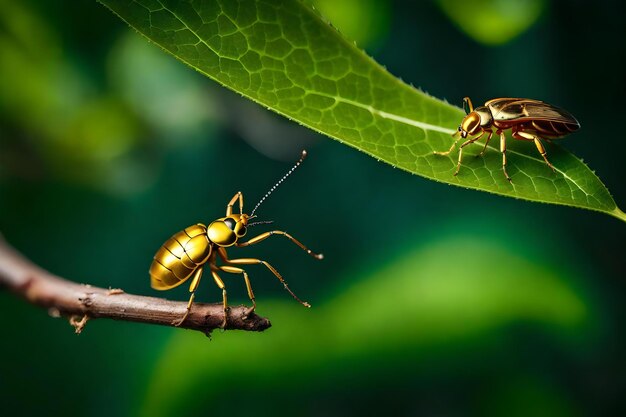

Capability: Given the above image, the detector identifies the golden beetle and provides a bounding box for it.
[435,97,580,181]
[149,151,322,327]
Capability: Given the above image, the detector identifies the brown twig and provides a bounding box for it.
[0,235,271,335]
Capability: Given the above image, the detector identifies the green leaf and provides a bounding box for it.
[98,0,626,223]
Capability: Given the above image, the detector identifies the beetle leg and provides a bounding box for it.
[534,138,556,172]
[236,231,323,260]
[225,191,244,216]
[210,268,229,328]
[222,256,310,308]
[498,130,512,182]
[513,131,556,172]
[173,267,204,327]
[477,131,494,157]
[434,131,461,156]
[453,131,486,176]
[218,264,256,316]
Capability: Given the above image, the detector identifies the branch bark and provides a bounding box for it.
[0,235,271,335]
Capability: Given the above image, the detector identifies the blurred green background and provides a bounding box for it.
[1,0,625,416]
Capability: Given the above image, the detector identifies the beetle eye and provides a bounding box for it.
[237,225,247,237]
[458,125,462,131]
[223,218,236,230]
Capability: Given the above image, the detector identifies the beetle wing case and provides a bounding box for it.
[150,224,212,290]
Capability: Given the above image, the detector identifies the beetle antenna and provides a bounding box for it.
[462,97,474,114]
[251,150,307,216]
[248,220,274,227]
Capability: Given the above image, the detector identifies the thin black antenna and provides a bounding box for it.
[251,150,307,216]
[248,220,274,228]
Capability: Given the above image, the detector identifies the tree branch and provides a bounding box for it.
[0,235,271,335]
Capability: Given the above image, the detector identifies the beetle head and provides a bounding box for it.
[208,214,249,247]
[459,112,481,138]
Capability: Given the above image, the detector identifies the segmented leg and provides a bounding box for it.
[477,130,494,157]
[513,130,556,172]
[499,130,511,182]
[218,247,310,308]
[434,130,461,156]
[236,231,323,260]
[210,268,229,328]
[219,265,256,316]
[453,130,486,176]
[226,191,243,216]
[173,267,203,327]
[435,129,494,176]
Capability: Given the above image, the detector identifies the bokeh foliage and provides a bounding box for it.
[143,234,593,417]
[436,0,546,45]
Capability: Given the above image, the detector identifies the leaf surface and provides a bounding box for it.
[98,0,626,222]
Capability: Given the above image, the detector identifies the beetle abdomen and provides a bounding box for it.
[527,120,580,138]
[150,224,212,290]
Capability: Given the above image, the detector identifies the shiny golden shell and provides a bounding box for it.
[150,224,212,290]
[207,214,249,247]
[461,112,482,134]
[485,98,580,127]
[207,219,237,247]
